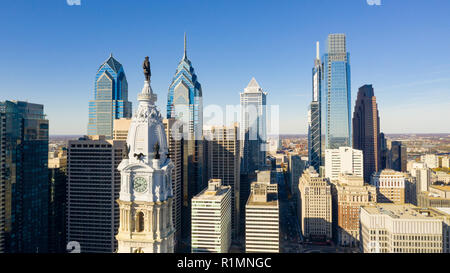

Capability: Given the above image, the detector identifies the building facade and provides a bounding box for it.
[352,84,381,183]
[163,118,183,250]
[113,118,132,141]
[204,124,240,239]
[166,35,204,248]
[389,141,407,172]
[240,77,267,175]
[299,167,332,241]
[308,41,322,172]
[360,204,446,253]
[330,174,377,247]
[325,147,363,181]
[191,179,232,253]
[245,174,279,253]
[116,63,175,253]
[322,33,352,149]
[0,101,49,253]
[88,54,132,138]
[371,169,406,204]
[67,135,124,253]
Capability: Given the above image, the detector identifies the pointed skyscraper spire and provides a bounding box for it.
[183,32,187,60]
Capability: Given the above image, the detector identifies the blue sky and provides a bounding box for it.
[1,0,449,135]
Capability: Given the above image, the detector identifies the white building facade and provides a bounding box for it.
[325,147,363,181]
[116,63,175,253]
[191,179,232,253]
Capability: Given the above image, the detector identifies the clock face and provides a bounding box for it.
[133,177,147,193]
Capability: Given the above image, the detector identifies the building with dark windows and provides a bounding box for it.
[308,42,322,172]
[166,34,204,251]
[0,100,49,253]
[389,141,407,172]
[322,34,352,149]
[352,84,381,183]
[87,54,132,139]
[67,135,125,253]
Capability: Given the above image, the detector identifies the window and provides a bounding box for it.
[136,211,145,232]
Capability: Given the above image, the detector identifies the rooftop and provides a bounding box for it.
[362,203,448,220]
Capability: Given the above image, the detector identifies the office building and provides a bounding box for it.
[422,154,439,169]
[240,77,268,175]
[308,41,322,172]
[371,169,406,204]
[330,174,376,247]
[87,54,132,138]
[360,204,448,253]
[322,33,352,149]
[112,118,132,141]
[299,167,332,241]
[0,101,49,253]
[418,185,450,208]
[48,147,67,253]
[325,147,363,181]
[379,132,389,170]
[167,35,204,246]
[389,141,407,172]
[204,123,240,239]
[245,174,279,253]
[116,62,175,253]
[352,84,381,182]
[191,179,232,253]
[163,118,183,250]
[67,135,125,253]
[288,154,306,201]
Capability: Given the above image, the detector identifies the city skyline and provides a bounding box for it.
[1,0,450,135]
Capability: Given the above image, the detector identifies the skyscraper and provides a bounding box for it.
[240,77,267,175]
[191,179,232,253]
[352,84,381,183]
[389,141,407,172]
[67,135,124,253]
[308,41,322,172]
[167,35,204,248]
[0,101,49,253]
[204,123,240,239]
[116,58,175,253]
[322,34,352,149]
[88,54,132,139]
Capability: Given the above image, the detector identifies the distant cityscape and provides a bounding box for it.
[1,3,450,255]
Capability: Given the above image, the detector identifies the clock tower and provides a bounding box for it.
[116,57,175,253]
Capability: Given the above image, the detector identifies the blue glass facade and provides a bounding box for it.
[167,50,203,140]
[0,101,49,253]
[87,55,132,138]
[321,34,352,149]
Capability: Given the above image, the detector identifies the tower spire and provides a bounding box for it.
[183,32,187,60]
[316,41,320,60]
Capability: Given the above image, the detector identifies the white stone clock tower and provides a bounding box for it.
[116,57,175,253]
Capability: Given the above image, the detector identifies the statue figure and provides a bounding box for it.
[154,142,160,159]
[122,144,129,159]
[143,56,151,82]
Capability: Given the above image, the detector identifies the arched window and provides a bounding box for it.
[135,211,145,232]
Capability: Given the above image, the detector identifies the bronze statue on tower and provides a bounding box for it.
[143,56,151,82]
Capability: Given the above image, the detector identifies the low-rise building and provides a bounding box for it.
[360,204,448,253]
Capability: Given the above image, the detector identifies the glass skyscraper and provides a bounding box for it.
[167,34,204,251]
[308,42,322,172]
[240,77,267,175]
[88,54,132,138]
[322,34,352,149]
[0,101,49,253]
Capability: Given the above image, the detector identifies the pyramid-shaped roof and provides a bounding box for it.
[244,77,264,93]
